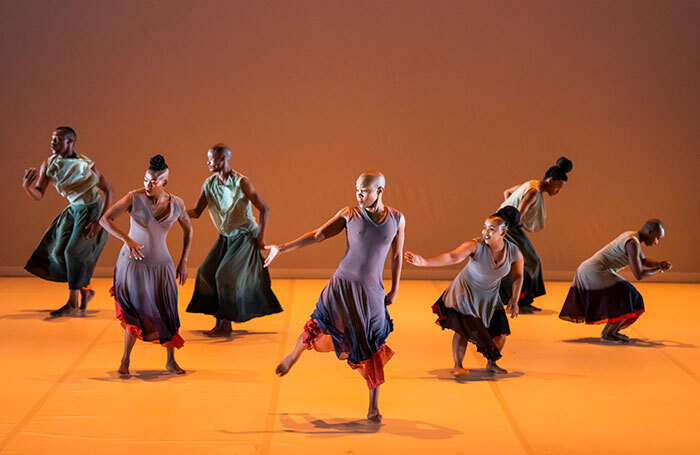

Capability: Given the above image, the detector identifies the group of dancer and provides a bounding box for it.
[22,126,672,422]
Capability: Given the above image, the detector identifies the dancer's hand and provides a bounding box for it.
[660,260,672,272]
[84,221,103,239]
[124,237,145,260]
[176,259,188,285]
[264,245,281,268]
[404,251,426,267]
[507,299,519,318]
[22,168,39,188]
[385,289,398,306]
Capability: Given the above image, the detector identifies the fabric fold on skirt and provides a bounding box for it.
[498,226,545,306]
[559,279,644,325]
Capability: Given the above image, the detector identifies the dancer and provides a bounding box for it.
[498,156,573,313]
[559,219,671,343]
[264,170,405,422]
[22,126,112,317]
[186,144,282,336]
[404,207,523,376]
[100,155,192,377]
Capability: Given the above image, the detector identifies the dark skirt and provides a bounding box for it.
[432,295,506,361]
[559,280,645,325]
[186,231,282,322]
[25,201,107,290]
[499,226,545,306]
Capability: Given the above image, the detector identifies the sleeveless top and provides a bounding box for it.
[500,180,546,232]
[444,239,520,325]
[202,171,258,237]
[334,206,402,288]
[575,231,641,290]
[46,153,100,206]
[119,191,186,266]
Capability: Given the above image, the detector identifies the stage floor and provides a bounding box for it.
[0,278,698,454]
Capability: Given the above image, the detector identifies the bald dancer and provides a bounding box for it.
[264,170,406,423]
[22,127,113,317]
[559,219,671,342]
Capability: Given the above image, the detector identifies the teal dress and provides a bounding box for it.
[25,153,108,290]
[186,172,281,322]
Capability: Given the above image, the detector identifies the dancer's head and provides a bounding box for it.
[356,170,385,210]
[542,156,573,196]
[207,143,231,172]
[483,206,521,245]
[144,154,169,197]
[50,126,77,157]
[639,218,665,246]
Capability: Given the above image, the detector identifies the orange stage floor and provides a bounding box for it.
[1,278,699,454]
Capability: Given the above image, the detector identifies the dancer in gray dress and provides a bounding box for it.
[405,207,524,375]
[264,170,406,423]
[100,155,193,378]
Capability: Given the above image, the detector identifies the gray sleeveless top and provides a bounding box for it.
[443,239,520,326]
[575,231,640,290]
[334,206,402,288]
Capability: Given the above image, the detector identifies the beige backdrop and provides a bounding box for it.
[1,0,698,282]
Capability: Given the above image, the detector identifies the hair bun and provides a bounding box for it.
[556,156,573,173]
[149,154,168,171]
[494,206,521,229]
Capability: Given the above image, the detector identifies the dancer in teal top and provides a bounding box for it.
[186,144,281,336]
[22,127,113,317]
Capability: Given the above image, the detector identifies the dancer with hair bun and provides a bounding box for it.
[498,157,573,313]
[559,219,671,343]
[100,155,193,377]
[404,207,524,376]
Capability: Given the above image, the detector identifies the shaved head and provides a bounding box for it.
[357,169,386,189]
[55,126,76,141]
[641,218,664,237]
[210,143,231,160]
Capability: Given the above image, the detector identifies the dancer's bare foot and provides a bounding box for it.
[205,326,233,337]
[49,302,80,318]
[518,305,535,314]
[451,367,469,376]
[486,360,508,374]
[367,410,382,423]
[79,288,95,311]
[275,355,297,376]
[614,332,630,342]
[118,360,130,378]
[166,360,186,374]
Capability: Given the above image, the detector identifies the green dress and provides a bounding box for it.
[186,171,282,322]
[25,153,108,289]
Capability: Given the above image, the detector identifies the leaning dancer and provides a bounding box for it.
[404,207,524,376]
[22,126,113,317]
[100,155,192,377]
[498,156,573,313]
[559,219,671,343]
[264,170,405,422]
[186,144,282,336]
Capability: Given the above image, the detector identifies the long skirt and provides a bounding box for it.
[302,274,394,389]
[499,226,545,306]
[186,231,282,322]
[559,278,644,326]
[25,201,107,290]
[432,294,507,361]
[112,259,184,348]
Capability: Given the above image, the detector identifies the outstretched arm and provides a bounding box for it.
[187,188,208,219]
[99,192,144,260]
[404,240,478,267]
[22,160,50,201]
[385,215,406,305]
[263,207,349,267]
[507,251,524,318]
[240,177,270,249]
[176,211,193,285]
[627,240,670,280]
[84,165,113,239]
[503,184,521,201]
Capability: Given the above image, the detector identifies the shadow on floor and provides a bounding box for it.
[428,368,524,383]
[183,329,279,344]
[562,337,697,348]
[0,309,109,321]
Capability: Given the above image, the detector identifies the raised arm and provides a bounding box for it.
[503,184,521,201]
[626,240,669,280]
[263,207,349,267]
[187,188,208,219]
[240,177,270,249]
[22,160,50,201]
[507,250,524,318]
[175,210,193,285]
[385,214,406,305]
[99,192,144,260]
[84,165,114,239]
[404,240,478,268]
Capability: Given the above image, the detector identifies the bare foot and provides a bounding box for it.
[118,360,130,378]
[518,306,535,315]
[367,409,382,423]
[79,288,95,311]
[614,332,630,342]
[275,355,297,376]
[486,360,508,374]
[600,333,625,343]
[204,326,233,337]
[49,303,80,318]
[166,360,186,375]
[451,367,470,376]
